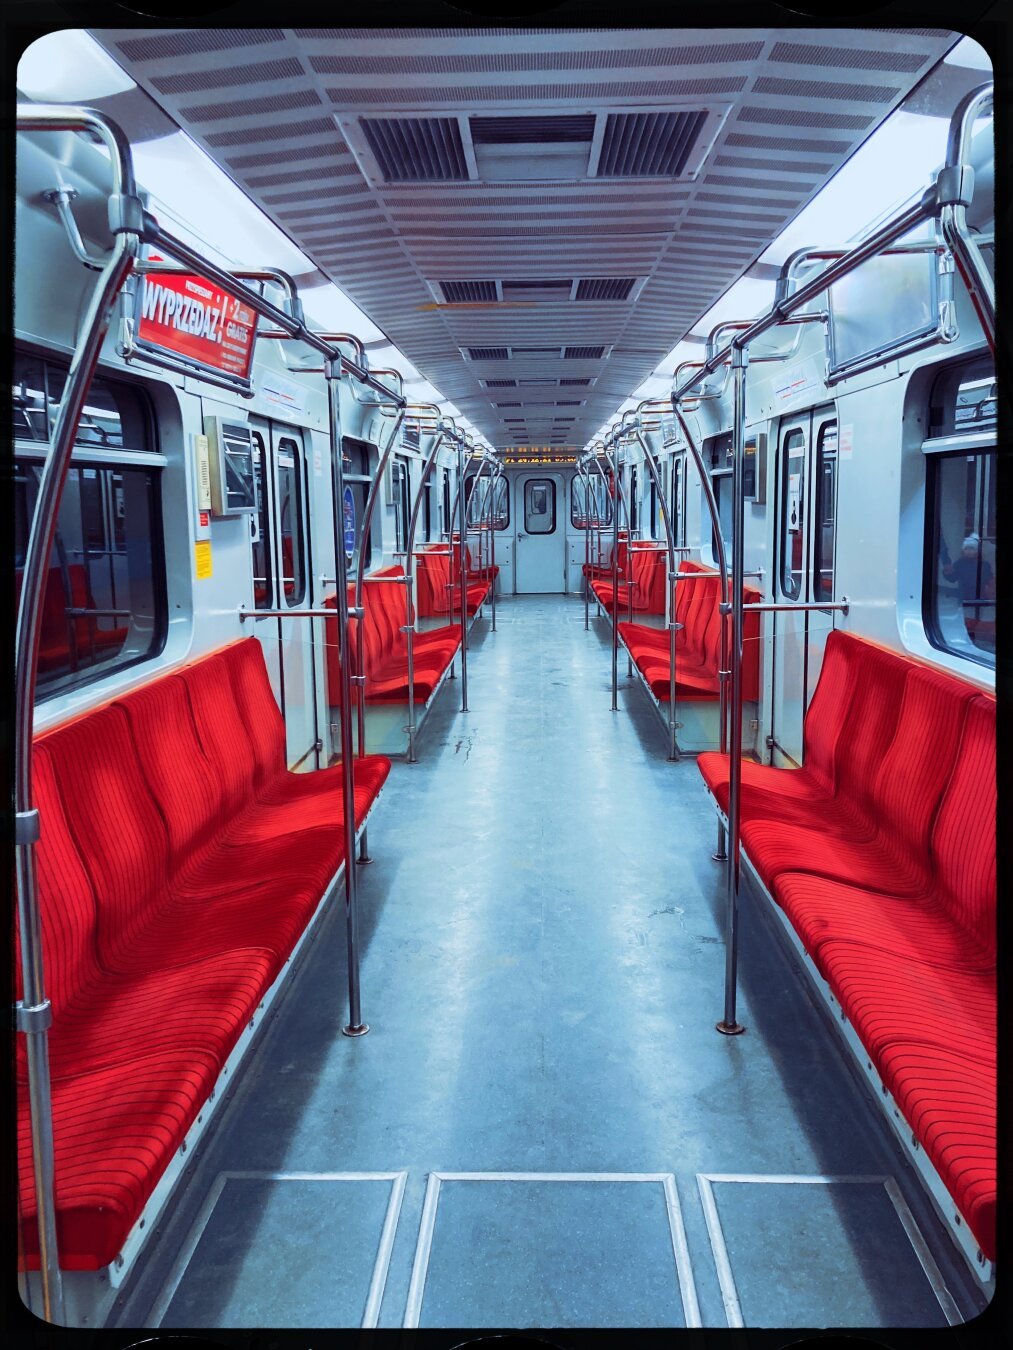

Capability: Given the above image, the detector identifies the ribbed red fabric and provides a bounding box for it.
[697,630,995,1259]
[617,563,760,701]
[18,637,391,1273]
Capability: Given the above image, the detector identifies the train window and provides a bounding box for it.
[342,437,372,570]
[15,461,165,697]
[524,478,556,534]
[928,355,996,439]
[629,466,639,534]
[393,457,411,553]
[779,428,806,600]
[925,450,996,668]
[423,477,433,542]
[710,472,732,564]
[13,350,149,450]
[671,457,684,547]
[812,422,838,604]
[276,437,306,607]
[648,476,658,538]
[466,474,509,529]
[251,430,272,609]
[571,475,612,528]
[442,469,451,536]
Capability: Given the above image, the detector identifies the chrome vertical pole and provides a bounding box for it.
[456,436,469,711]
[633,425,680,761]
[404,428,446,763]
[489,461,500,632]
[14,106,147,1323]
[326,363,368,1037]
[673,404,731,859]
[717,343,748,1037]
[578,461,592,630]
[607,445,620,710]
[353,408,405,759]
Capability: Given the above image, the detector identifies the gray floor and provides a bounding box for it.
[114,594,985,1330]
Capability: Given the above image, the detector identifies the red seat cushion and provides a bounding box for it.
[18,1050,221,1270]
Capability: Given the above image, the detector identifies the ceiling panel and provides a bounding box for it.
[88,24,958,448]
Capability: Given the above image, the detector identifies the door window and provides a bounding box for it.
[779,427,806,600]
[251,430,272,608]
[812,422,838,604]
[276,436,307,607]
[524,479,556,534]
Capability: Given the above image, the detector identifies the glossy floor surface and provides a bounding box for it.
[113,595,985,1330]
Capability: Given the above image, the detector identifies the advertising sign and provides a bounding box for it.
[137,265,258,384]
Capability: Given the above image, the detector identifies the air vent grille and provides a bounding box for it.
[440,279,498,302]
[470,114,596,144]
[361,117,468,182]
[597,111,707,178]
[495,401,523,407]
[484,379,517,388]
[555,401,583,407]
[564,346,606,359]
[560,378,592,386]
[467,347,509,361]
[575,277,637,301]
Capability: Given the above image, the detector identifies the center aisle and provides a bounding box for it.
[118,596,975,1329]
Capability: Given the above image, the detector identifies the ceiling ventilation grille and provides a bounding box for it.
[361,117,468,182]
[501,279,572,301]
[470,114,596,144]
[596,111,707,178]
[560,378,592,386]
[564,346,606,359]
[575,277,637,301]
[467,347,509,361]
[439,279,498,302]
[484,379,517,388]
[555,401,583,407]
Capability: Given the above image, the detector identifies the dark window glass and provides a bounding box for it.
[442,469,451,537]
[276,436,306,606]
[423,477,433,542]
[927,355,996,438]
[251,430,272,609]
[779,428,806,600]
[13,350,148,449]
[926,451,996,668]
[15,462,164,696]
[711,473,732,564]
[648,476,658,539]
[571,474,612,527]
[466,474,509,529]
[629,466,639,533]
[524,478,556,534]
[813,422,838,604]
[393,457,411,554]
[671,457,684,547]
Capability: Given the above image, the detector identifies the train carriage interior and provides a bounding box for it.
[12,19,1001,1337]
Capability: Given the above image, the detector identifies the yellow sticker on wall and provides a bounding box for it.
[195,539,213,580]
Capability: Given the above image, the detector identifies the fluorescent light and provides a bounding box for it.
[17,30,135,103]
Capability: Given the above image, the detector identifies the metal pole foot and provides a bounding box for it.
[342,1022,370,1038]
[711,849,728,862]
[716,1020,745,1036]
[357,829,373,864]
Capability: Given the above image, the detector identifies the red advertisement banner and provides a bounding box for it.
[136,268,258,382]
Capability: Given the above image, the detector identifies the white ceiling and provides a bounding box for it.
[89,25,960,449]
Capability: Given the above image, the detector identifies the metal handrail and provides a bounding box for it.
[664,81,995,1038]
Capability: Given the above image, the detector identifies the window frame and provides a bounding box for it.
[523,477,556,534]
[922,446,996,671]
[812,420,838,608]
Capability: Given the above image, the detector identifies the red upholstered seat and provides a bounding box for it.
[617,562,759,702]
[592,546,666,615]
[325,565,461,707]
[697,630,996,1259]
[18,638,390,1273]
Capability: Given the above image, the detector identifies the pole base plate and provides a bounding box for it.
[342,1023,370,1038]
[356,855,374,866]
[716,1020,745,1036]
[712,850,728,862]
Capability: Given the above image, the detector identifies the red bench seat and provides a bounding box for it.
[590,544,666,616]
[415,546,489,619]
[697,630,995,1260]
[17,638,390,1272]
[582,530,627,581]
[325,566,461,707]
[617,561,760,701]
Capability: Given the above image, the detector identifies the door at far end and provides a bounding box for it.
[515,474,565,593]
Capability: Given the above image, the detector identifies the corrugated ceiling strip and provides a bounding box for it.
[151,57,304,94]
